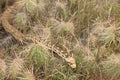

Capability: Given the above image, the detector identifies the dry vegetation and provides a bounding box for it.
[0,0,120,80]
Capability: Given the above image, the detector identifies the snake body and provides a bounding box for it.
[1,0,25,42]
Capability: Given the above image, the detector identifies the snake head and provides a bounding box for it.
[65,57,76,68]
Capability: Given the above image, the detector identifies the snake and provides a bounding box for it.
[1,0,76,68]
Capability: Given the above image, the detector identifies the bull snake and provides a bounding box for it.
[1,0,76,68]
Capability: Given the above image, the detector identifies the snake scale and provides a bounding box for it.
[1,0,76,68]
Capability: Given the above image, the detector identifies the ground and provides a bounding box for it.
[0,0,120,80]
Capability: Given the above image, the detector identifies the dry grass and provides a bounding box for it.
[1,0,120,80]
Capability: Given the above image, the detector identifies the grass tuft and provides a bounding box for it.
[0,59,7,80]
[8,57,24,79]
